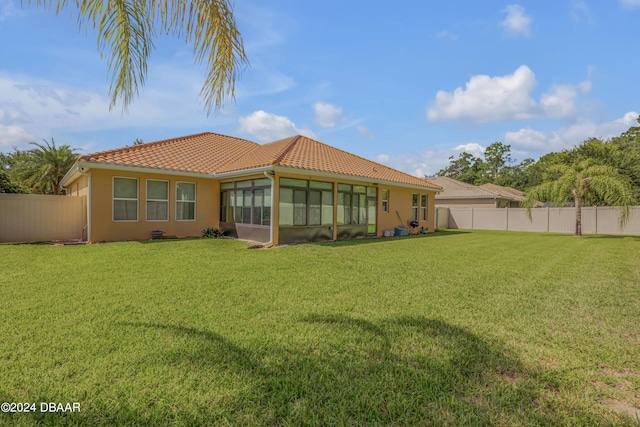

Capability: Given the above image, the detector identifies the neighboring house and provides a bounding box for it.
[427,176,522,208]
[479,183,525,207]
[61,132,442,245]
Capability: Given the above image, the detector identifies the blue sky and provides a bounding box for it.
[1,0,639,176]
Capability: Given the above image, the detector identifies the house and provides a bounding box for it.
[426,176,522,208]
[479,183,525,207]
[61,132,442,245]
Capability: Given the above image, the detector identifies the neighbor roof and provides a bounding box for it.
[426,176,517,200]
[479,183,525,201]
[66,132,441,190]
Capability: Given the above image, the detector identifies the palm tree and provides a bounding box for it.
[12,138,79,195]
[26,0,248,114]
[522,160,637,236]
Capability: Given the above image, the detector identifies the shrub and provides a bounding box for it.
[202,227,225,238]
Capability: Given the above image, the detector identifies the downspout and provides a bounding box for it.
[263,170,275,247]
[79,167,92,243]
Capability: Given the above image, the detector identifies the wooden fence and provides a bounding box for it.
[0,194,87,243]
[438,206,640,236]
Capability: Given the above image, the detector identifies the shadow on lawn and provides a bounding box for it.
[108,317,620,426]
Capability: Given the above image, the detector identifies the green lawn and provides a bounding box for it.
[1,230,639,426]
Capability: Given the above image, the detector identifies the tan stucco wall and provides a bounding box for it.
[66,175,88,197]
[65,167,437,244]
[86,169,219,242]
[377,185,436,234]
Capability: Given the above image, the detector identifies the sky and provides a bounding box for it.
[1,0,639,176]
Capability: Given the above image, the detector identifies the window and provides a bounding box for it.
[221,179,271,226]
[146,180,168,221]
[279,179,334,227]
[113,177,138,221]
[176,182,196,221]
[382,189,389,212]
[421,194,427,221]
[337,184,373,226]
[293,189,307,226]
[412,193,419,221]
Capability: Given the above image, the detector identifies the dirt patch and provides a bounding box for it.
[602,398,640,422]
[596,367,640,422]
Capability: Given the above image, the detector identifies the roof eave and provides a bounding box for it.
[67,161,216,180]
[217,165,441,191]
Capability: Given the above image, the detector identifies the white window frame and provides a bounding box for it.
[112,176,138,222]
[176,181,196,221]
[411,193,419,222]
[146,179,169,222]
[382,189,389,213]
[421,194,427,221]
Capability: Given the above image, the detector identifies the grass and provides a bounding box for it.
[1,230,639,426]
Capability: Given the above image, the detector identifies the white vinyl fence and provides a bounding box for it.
[439,206,640,236]
[0,194,87,243]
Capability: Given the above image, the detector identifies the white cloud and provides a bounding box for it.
[436,30,458,41]
[539,84,580,118]
[356,125,375,139]
[620,0,640,8]
[505,111,640,152]
[501,4,532,37]
[312,102,343,128]
[454,143,485,158]
[238,110,315,142]
[376,112,640,177]
[0,124,34,147]
[427,65,593,123]
[427,65,537,123]
[0,64,242,151]
[376,146,474,177]
[236,61,296,98]
[571,1,595,24]
[0,0,20,22]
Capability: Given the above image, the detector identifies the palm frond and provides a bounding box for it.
[26,0,248,113]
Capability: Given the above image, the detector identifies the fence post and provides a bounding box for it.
[471,208,474,229]
[595,205,598,235]
[546,207,550,233]
[506,207,509,231]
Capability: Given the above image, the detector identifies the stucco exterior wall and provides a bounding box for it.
[86,169,219,242]
[377,185,436,234]
[66,175,88,197]
[64,167,437,244]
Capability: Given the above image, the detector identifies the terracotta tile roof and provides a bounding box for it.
[218,135,442,189]
[427,176,509,199]
[79,132,258,174]
[78,132,441,190]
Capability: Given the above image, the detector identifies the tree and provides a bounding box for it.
[496,158,534,189]
[522,160,637,236]
[27,0,248,114]
[11,138,80,195]
[0,170,21,193]
[483,142,513,182]
[436,152,483,184]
